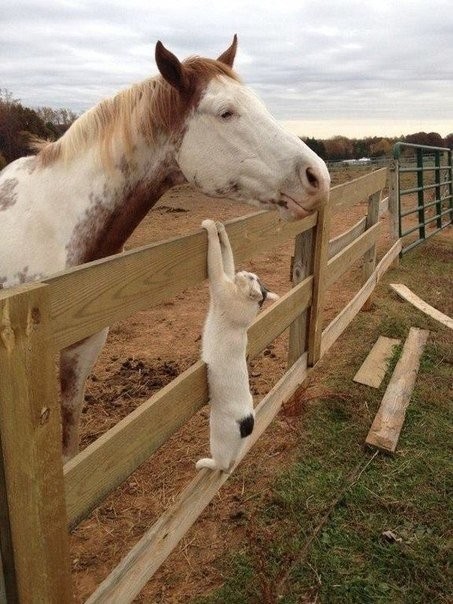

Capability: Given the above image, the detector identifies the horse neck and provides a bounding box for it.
[65,134,185,265]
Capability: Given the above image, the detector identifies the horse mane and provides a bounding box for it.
[33,57,240,167]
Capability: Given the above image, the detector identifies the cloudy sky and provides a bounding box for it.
[2,0,452,138]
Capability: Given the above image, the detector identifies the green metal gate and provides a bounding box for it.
[393,142,453,254]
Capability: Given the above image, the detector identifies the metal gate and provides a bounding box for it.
[393,142,453,254]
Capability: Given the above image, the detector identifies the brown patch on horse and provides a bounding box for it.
[34,57,240,168]
[14,267,44,284]
[0,178,19,211]
[61,406,78,452]
[60,352,81,450]
[22,157,38,174]
[60,352,80,399]
[65,163,185,264]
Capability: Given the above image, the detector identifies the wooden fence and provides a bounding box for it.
[0,167,400,602]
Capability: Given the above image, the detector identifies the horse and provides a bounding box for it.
[0,36,330,460]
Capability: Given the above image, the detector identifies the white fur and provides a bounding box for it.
[177,77,330,220]
[0,139,174,288]
[196,220,278,473]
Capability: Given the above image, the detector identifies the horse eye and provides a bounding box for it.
[220,110,234,119]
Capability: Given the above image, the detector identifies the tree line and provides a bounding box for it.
[303,132,453,162]
[0,88,451,170]
[0,89,78,168]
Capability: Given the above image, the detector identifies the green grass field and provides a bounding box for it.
[194,230,452,604]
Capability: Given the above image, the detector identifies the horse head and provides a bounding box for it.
[155,35,330,220]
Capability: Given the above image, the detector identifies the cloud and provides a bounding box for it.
[1,0,452,136]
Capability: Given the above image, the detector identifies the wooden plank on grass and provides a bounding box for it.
[85,352,309,604]
[390,283,453,330]
[365,327,429,453]
[353,336,400,388]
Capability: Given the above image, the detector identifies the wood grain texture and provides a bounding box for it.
[328,217,367,259]
[353,336,401,388]
[365,327,429,453]
[64,360,207,528]
[288,229,314,366]
[0,285,73,602]
[328,196,388,260]
[0,435,17,603]
[390,283,453,329]
[85,353,309,604]
[308,204,331,365]
[326,222,380,288]
[379,196,389,216]
[330,168,387,211]
[44,169,387,351]
[362,191,381,310]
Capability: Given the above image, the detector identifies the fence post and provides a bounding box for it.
[388,159,400,265]
[0,284,73,603]
[0,451,16,603]
[307,202,331,367]
[287,229,314,367]
[447,149,453,225]
[361,190,381,311]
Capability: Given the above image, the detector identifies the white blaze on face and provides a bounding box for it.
[176,76,330,220]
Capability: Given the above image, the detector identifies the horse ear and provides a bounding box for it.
[217,34,238,67]
[155,41,188,93]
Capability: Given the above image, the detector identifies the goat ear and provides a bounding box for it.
[155,41,188,93]
[217,34,238,67]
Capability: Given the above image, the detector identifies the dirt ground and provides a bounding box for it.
[70,167,438,602]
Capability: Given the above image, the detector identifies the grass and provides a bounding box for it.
[194,232,452,604]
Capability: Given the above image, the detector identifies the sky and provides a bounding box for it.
[1,0,452,139]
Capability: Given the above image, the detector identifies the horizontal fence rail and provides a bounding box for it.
[0,167,398,603]
[330,167,387,211]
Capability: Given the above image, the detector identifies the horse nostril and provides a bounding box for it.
[305,167,319,190]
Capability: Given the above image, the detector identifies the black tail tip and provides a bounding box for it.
[238,414,254,438]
